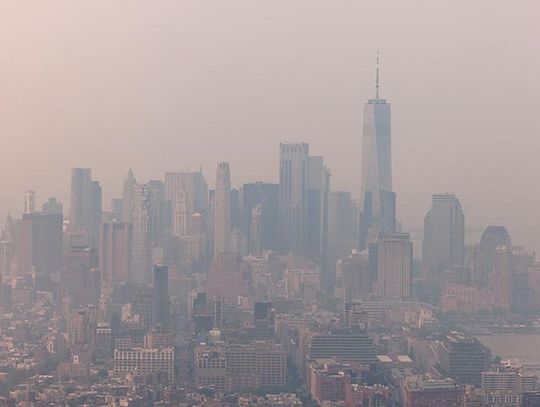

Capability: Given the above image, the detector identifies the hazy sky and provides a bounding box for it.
[1,1,539,252]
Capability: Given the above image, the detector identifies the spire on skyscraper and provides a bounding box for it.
[375,50,380,101]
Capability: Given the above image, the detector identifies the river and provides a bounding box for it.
[475,334,540,364]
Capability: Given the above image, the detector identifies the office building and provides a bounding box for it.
[490,245,513,311]
[327,191,356,289]
[477,226,512,285]
[372,233,413,299]
[403,376,464,407]
[214,162,231,257]
[130,183,152,284]
[99,221,132,284]
[437,332,489,387]
[121,169,136,223]
[69,168,102,246]
[242,182,279,252]
[60,246,100,309]
[307,329,377,366]
[152,265,169,326]
[165,170,209,214]
[114,347,174,383]
[336,251,371,305]
[42,197,63,215]
[360,57,394,246]
[422,193,465,277]
[279,142,309,255]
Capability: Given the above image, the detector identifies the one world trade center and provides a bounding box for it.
[360,55,396,247]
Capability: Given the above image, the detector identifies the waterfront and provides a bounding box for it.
[476,334,540,364]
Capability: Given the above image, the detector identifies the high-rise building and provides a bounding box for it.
[147,180,166,247]
[173,191,192,237]
[279,142,309,255]
[164,170,209,223]
[422,193,465,278]
[21,212,63,275]
[24,191,36,215]
[69,168,102,246]
[476,226,512,285]
[42,197,63,215]
[152,265,169,326]
[130,183,152,284]
[214,162,231,257]
[360,57,394,246]
[336,251,371,305]
[121,169,136,223]
[99,221,132,284]
[490,245,513,311]
[327,191,355,290]
[60,246,100,309]
[372,233,413,299]
[242,182,279,252]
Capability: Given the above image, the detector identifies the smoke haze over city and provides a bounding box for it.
[1,0,539,252]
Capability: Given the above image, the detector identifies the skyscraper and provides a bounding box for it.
[165,170,209,222]
[476,226,512,285]
[360,56,394,245]
[279,142,309,255]
[152,264,169,326]
[214,162,231,258]
[327,191,355,290]
[99,221,132,284]
[21,212,63,276]
[491,245,513,311]
[373,233,413,299]
[173,191,192,237]
[69,168,102,247]
[422,193,465,277]
[122,169,136,223]
[131,182,152,284]
[242,182,279,252]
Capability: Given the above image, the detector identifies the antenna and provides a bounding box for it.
[375,50,380,101]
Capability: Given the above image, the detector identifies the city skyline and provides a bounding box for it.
[1,1,539,254]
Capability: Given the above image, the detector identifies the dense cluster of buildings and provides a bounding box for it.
[0,64,538,406]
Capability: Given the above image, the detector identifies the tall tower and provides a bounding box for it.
[214,162,231,258]
[279,143,309,255]
[131,183,152,284]
[122,169,136,223]
[152,264,170,326]
[422,193,465,278]
[491,245,513,311]
[173,192,192,237]
[477,226,512,285]
[360,55,394,245]
[70,168,102,247]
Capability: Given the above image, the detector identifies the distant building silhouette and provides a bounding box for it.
[69,168,102,247]
[476,226,511,285]
[422,193,465,278]
[214,162,231,258]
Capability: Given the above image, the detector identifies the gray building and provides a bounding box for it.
[372,233,413,299]
[69,168,102,247]
[422,193,465,278]
[476,226,512,285]
[279,142,309,255]
[130,182,152,284]
[360,59,394,246]
[214,162,231,258]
